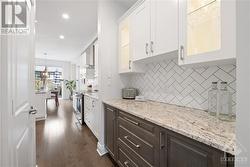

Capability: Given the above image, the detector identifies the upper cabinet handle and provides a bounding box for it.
[129,60,132,70]
[180,45,184,60]
[150,41,154,53]
[145,43,149,55]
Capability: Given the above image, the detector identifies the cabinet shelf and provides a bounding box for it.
[188,0,217,15]
[118,15,145,74]
[121,43,129,48]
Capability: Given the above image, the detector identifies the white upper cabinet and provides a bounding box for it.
[80,52,86,68]
[150,0,178,56]
[119,0,235,68]
[129,0,178,62]
[79,40,98,78]
[178,0,236,66]
[86,44,94,66]
[118,10,145,74]
[131,0,151,61]
[119,17,131,73]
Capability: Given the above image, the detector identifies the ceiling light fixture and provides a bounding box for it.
[62,13,70,20]
[59,35,65,39]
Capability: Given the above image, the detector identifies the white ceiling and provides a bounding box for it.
[35,0,98,62]
[35,0,137,62]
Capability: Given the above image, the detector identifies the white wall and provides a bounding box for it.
[35,58,71,99]
[236,0,250,166]
[70,64,76,80]
[96,1,129,155]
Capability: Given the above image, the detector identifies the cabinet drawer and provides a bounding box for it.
[118,139,151,167]
[118,123,157,166]
[119,111,156,134]
[118,114,159,147]
[117,147,139,167]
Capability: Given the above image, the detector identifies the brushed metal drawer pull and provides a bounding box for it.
[123,117,139,126]
[125,160,138,167]
[124,136,140,148]
[107,108,114,112]
[124,161,130,167]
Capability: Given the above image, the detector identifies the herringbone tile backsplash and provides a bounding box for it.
[129,59,236,113]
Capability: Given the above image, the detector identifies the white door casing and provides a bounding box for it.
[0,0,36,167]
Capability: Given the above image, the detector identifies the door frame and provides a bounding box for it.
[0,24,13,167]
[0,8,1,164]
[1,1,13,165]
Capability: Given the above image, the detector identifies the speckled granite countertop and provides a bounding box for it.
[103,99,235,155]
[84,92,99,100]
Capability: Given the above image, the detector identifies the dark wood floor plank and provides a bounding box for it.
[36,99,114,167]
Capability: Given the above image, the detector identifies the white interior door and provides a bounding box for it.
[10,1,36,167]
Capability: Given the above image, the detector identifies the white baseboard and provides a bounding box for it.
[96,142,108,156]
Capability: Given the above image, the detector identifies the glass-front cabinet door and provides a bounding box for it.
[118,15,145,74]
[178,0,236,66]
[119,17,131,73]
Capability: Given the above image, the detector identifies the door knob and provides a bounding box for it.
[29,106,37,115]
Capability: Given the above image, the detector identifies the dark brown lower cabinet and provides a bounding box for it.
[104,104,234,167]
[160,130,228,167]
[104,105,116,160]
[117,111,160,167]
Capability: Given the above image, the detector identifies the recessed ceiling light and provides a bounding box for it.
[35,20,38,23]
[62,13,70,20]
[59,35,65,39]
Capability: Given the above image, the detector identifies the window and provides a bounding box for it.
[35,66,63,96]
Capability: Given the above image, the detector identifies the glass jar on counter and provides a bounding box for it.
[208,82,218,116]
[217,82,235,121]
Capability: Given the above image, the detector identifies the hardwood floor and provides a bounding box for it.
[36,99,115,167]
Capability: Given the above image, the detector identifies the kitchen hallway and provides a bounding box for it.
[36,99,114,167]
